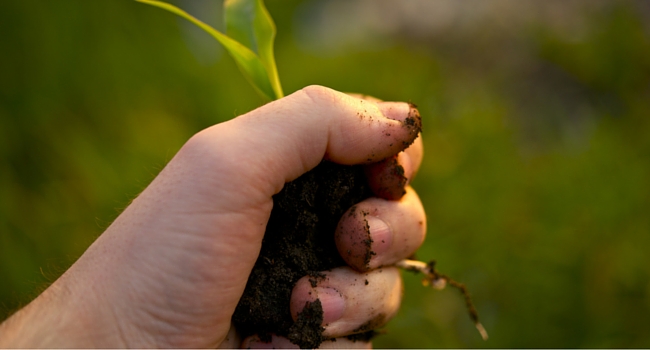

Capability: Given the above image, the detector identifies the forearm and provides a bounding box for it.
[0,259,129,347]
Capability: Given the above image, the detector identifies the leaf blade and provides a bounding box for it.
[253,0,283,99]
[136,0,275,101]
[224,0,256,52]
[224,0,283,99]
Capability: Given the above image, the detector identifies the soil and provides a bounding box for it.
[232,107,422,348]
[233,161,373,348]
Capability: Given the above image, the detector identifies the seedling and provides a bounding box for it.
[137,0,488,344]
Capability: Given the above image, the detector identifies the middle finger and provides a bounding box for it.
[335,187,426,272]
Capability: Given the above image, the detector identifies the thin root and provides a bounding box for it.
[395,259,489,341]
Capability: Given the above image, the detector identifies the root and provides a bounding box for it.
[395,259,489,341]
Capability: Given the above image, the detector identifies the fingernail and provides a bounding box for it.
[407,103,422,129]
[315,287,345,325]
[377,102,421,132]
[366,216,393,261]
[377,102,411,122]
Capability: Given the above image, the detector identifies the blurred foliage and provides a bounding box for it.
[1,0,649,347]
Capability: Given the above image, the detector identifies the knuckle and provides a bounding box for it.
[300,85,342,106]
[182,128,216,160]
[179,127,236,174]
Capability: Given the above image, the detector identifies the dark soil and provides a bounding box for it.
[233,161,373,348]
[232,106,422,348]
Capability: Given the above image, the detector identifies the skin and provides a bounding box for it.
[0,86,426,348]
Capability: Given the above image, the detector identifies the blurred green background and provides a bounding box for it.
[1,0,649,347]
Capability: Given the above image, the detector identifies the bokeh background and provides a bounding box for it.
[2,0,650,347]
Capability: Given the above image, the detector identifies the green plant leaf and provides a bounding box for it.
[136,0,276,101]
[225,0,283,99]
[224,0,256,52]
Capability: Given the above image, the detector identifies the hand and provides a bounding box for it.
[0,86,425,348]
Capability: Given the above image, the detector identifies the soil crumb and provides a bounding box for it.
[287,299,325,349]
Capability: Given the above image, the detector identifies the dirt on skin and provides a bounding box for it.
[232,107,421,349]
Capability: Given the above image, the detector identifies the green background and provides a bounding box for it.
[1,0,649,347]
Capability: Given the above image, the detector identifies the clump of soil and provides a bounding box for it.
[233,161,373,348]
[233,107,422,348]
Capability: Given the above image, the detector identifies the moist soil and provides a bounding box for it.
[233,161,373,348]
[232,107,421,348]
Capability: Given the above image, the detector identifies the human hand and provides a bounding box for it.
[0,86,424,348]
[239,92,425,348]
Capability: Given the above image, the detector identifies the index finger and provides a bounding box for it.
[346,93,424,177]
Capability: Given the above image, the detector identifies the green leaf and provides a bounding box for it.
[224,0,256,51]
[225,0,283,99]
[136,0,276,101]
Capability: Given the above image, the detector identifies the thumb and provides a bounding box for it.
[189,85,421,197]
